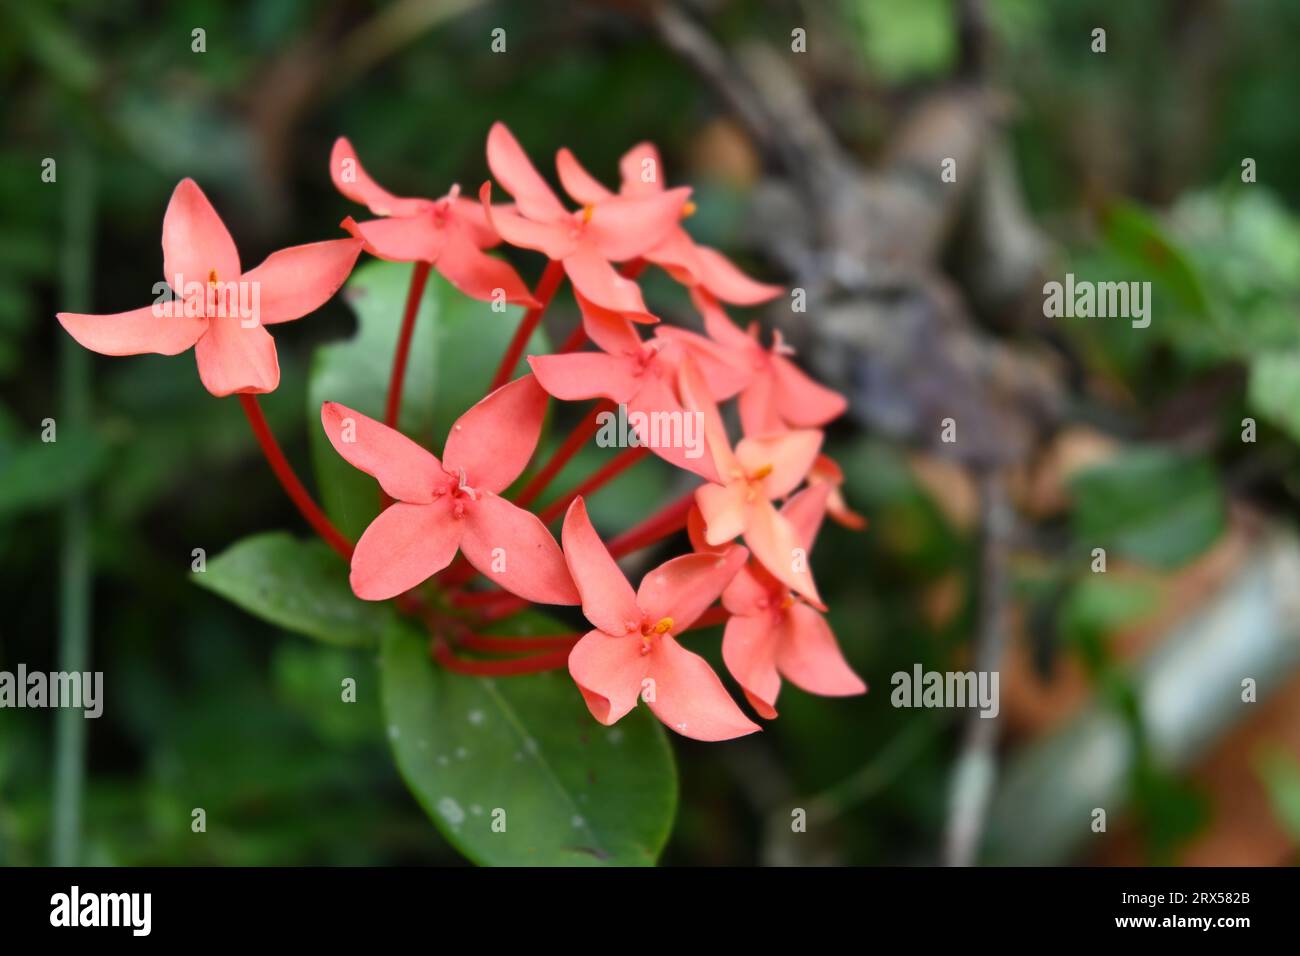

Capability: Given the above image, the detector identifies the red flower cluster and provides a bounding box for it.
[57,123,867,741]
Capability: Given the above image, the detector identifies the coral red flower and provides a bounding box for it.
[558,142,782,306]
[479,122,689,322]
[331,137,538,307]
[528,301,749,482]
[321,374,579,605]
[716,484,865,717]
[679,361,825,605]
[562,497,758,741]
[58,179,362,397]
[687,289,847,436]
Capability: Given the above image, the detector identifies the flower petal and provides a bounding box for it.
[486,122,568,222]
[561,497,641,636]
[567,628,648,726]
[653,326,752,401]
[636,547,748,632]
[676,356,740,478]
[350,500,462,600]
[556,147,614,206]
[738,371,783,437]
[586,188,691,262]
[528,352,639,404]
[341,213,445,263]
[57,304,206,356]
[692,245,783,305]
[479,182,575,259]
[162,179,240,290]
[736,429,823,499]
[618,142,664,197]
[771,354,847,427]
[692,287,762,353]
[435,226,539,307]
[329,137,431,217]
[460,493,579,604]
[694,481,749,546]
[448,197,501,248]
[562,243,655,322]
[442,373,548,493]
[810,453,867,530]
[193,317,280,396]
[625,375,719,483]
[722,561,777,616]
[241,238,362,325]
[577,294,646,354]
[780,482,832,552]
[722,614,781,719]
[320,401,443,504]
[744,497,822,606]
[775,603,866,697]
[645,636,760,741]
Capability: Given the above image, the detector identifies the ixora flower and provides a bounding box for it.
[479,122,690,322]
[710,484,866,718]
[57,178,362,397]
[562,497,759,741]
[321,374,579,604]
[557,141,782,306]
[528,299,749,481]
[330,137,538,307]
[679,362,826,605]
[684,288,847,437]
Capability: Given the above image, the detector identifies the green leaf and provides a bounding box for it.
[195,532,395,647]
[380,615,677,866]
[1101,201,1211,317]
[1247,351,1300,443]
[1069,449,1225,569]
[307,259,545,540]
[0,430,107,518]
[1254,745,1300,843]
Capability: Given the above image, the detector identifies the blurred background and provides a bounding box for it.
[3,0,1300,866]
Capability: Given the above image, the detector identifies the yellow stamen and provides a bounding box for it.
[681,200,697,218]
[582,204,595,224]
[779,595,795,610]
[751,464,774,481]
[652,617,674,635]
[208,269,219,285]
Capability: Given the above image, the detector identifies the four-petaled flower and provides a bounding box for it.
[563,497,759,741]
[685,288,847,437]
[712,484,866,717]
[529,299,748,481]
[480,122,690,323]
[331,137,538,308]
[58,179,362,396]
[679,361,826,605]
[321,374,579,605]
[556,141,783,306]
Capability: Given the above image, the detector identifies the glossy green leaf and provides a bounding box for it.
[195,532,395,647]
[380,614,677,866]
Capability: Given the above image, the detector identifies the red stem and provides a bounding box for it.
[556,322,587,354]
[238,394,353,559]
[489,259,565,394]
[459,633,580,653]
[607,491,695,559]
[538,446,651,524]
[432,636,570,675]
[385,261,432,429]
[514,399,616,509]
